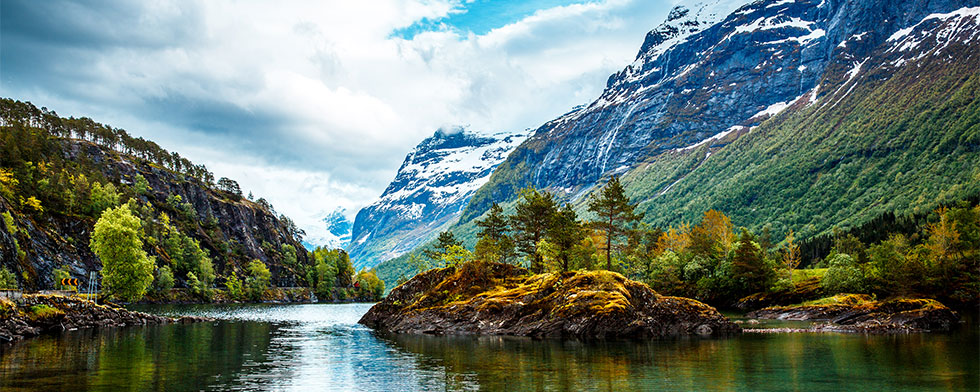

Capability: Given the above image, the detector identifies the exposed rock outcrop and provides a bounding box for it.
[359,262,740,339]
[745,295,960,333]
[0,294,211,343]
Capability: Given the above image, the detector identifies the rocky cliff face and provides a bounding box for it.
[347,129,526,269]
[0,138,310,290]
[461,0,978,223]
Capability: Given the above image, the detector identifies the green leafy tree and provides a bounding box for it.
[315,255,338,298]
[355,269,385,300]
[821,253,865,294]
[245,259,271,300]
[440,244,472,267]
[154,265,175,293]
[0,266,18,289]
[510,187,558,272]
[89,182,120,215]
[281,244,297,267]
[90,204,154,302]
[587,176,644,270]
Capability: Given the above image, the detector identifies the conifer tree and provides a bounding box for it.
[587,176,644,270]
[545,204,585,272]
[424,231,462,262]
[510,187,557,273]
[475,203,514,263]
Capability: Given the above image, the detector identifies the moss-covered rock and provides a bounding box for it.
[746,295,959,333]
[359,261,740,339]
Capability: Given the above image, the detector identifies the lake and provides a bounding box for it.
[1,302,977,391]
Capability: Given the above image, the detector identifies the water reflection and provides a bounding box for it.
[1,303,977,391]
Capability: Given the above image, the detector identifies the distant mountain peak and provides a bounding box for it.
[346,129,528,269]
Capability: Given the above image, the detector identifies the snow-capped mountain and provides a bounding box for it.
[322,208,353,248]
[347,128,528,269]
[459,0,978,223]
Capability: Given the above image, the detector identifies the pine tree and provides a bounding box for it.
[510,187,558,273]
[731,229,772,296]
[423,231,462,262]
[545,204,585,272]
[587,176,644,270]
[475,203,514,263]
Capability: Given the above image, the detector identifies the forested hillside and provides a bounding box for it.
[0,99,311,294]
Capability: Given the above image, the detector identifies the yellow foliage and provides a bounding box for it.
[21,196,43,212]
[656,222,691,254]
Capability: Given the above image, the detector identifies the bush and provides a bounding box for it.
[225,273,244,300]
[52,265,74,291]
[0,266,17,289]
[821,253,865,294]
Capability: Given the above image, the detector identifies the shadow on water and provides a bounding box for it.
[1,303,977,391]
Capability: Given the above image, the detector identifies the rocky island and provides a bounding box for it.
[0,294,211,343]
[745,294,960,333]
[359,261,740,339]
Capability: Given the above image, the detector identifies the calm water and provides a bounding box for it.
[1,302,977,391]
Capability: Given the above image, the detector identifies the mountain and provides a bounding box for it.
[462,0,979,227]
[0,99,311,290]
[347,128,527,269]
[374,0,980,287]
[323,208,353,248]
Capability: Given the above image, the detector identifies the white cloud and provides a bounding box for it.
[1,0,672,245]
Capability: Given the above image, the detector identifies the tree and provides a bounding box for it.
[510,187,558,272]
[134,174,150,196]
[689,209,735,260]
[821,253,865,294]
[925,206,961,281]
[440,244,472,267]
[587,176,644,270]
[0,266,17,289]
[154,265,175,293]
[355,269,385,300]
[245,259,271,300]
[216,177,242,198]
[281,244,298,267]
[423,231,462,262]
[543,204,585,272]
[782,230,801,277]
[89,182,120,215]
[475,203,515,263]
[225,272,244,300]
[730,229,773,297]
[90,204,154,302]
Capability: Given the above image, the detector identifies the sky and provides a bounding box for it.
[0,0,674,246]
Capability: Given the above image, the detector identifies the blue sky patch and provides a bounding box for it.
[392,0,588,38]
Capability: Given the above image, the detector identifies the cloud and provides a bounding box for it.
[0,0,672,245]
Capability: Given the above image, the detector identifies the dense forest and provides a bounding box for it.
[0,98,382,302]
[393,177,979,308]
